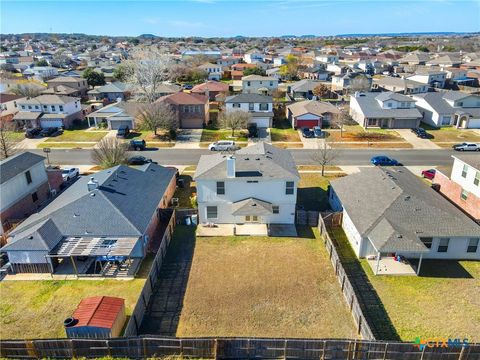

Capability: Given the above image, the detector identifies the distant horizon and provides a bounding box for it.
[1,0,479,38]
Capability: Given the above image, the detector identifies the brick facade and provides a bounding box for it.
[435,171,480,221]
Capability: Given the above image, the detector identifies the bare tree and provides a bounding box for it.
[138,102,178,138]
[0,120,18,160]
[92,137,128,169]
[219,110,250,137]
[312,84,331,99]
[11,84,43,98]
[311,138,339,176]
[331,110,355,138]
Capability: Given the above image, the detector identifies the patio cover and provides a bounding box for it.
[48,236,139,257]
[232,197,273,216]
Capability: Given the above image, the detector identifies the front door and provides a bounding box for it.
[245,215,259,223]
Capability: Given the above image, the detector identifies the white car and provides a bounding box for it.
[452,142,480,151]
[62,167,79,181]
[208,141,236,151]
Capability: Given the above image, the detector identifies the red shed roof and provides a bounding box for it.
[72,296,124,329]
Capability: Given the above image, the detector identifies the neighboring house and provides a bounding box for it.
[398,52,431,65]
[244,52,264,64]
[13,95,83,129]
[191,81,229,101]
[23,66,58,81]
[86,101,142,130]
[87,82,130,102]
[372,76,429,95]
[242,75,278,95]
[315,53,339,64]
[299,67,330,81]
[407,71,447,89]
[0,163,177,275]
[288,79,323,100]
[412,91,480,128]
[0,152,62,234]
[194,142,299,227]
[434,154,480,222]
[156,92,209,129]
[216,57,240,67]
[426,55,461,68]
[329,167,480,276]
[45,76,88,97]
[286,100,340,129]
[197,63,223,81]
[349,92,422,129]
[331,72,372,94]
[444,68,475,87]
[225,93,273,128]
[0,94,24,122]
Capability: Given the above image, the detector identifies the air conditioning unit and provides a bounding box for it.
[171,198,179,207]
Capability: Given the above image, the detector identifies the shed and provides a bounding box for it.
[65,296,126,338]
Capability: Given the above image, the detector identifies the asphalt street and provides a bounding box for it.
[29,148,469,167]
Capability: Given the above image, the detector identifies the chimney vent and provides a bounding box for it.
[226,156,235,178]
[87,177,99,191]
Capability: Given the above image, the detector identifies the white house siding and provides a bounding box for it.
[341,209,363,257]
[467,118,480,129]
[451,158,480,197]
[397,237,480,260]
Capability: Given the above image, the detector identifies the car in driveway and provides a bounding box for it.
[127,156,157,165]
[208,140,236,151]
[411,127,429,138]
[302,128,315,138]
[62,167,79,181]
[370,155,402,166]
[421,169,436,180]
[452,142,480,151]
[313,126,325,138]
[116,125,130,138]
[247,124,258,138]
[25,127,42,138]
[129,139,146,151]
[40,127,62,137]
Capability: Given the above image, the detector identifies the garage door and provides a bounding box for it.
[181,117,204,129]
[467,118,480,129]
[393,118,419,129]
[250,117,270,128]
[109,120,134,130]
[40,119,63,128]
[296,119,319,129]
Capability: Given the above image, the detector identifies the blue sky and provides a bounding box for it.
[1,0,479,37]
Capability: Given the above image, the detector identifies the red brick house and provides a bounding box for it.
[156,92,209,129]
[191,81,229,101]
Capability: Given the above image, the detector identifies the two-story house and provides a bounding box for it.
[372,76,429,95]
[224,93,273,128]
[349,91,422,129]
[194,143,299,231]
[23,66,58,81]
[156,92,209,129]
[0,94,25,122]
[242,75,278,95]
[87,82,130,103]
[13,94,83,129]
[433,154,480,222]
[331,72,372,94]
[191,81,229,101]
[44,76,88,97]
[198,63,223,81]
[407,71,447,89]
[412,91,480,128]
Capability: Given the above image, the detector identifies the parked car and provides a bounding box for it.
[370,155,402,166]
[127,156,156,165]
[129,139,146,151]
[62,167,80,181]
[40,127,62,137]
[208,140,236,151]
[116,125,130,138]
[24,127,42,138]
[421,169,436,180]
[313,126,325,138]
[183,84,193,90]
[247,124,258,138]
[302,128,314,138]
[452,142,480,151]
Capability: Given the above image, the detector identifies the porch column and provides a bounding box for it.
[375,251,380,275]
[416,253,423,276]
[70,256,78,278]
[87,117,91,127]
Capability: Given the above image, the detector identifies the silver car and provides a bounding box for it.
[208,140,236,151]
[453,142,480,151]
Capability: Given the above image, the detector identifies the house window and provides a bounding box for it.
[31,192,38,202]
[367,118,378,126]
[249,103,254,111]
[467,238,479,253]
[59,105,64,111]
[34,105,39,110]
[51,105,56,111]
[286,181,294,195]
[420,237,433,249]
[25,170,32,184]
[460,189,468,201]
[43,105,47,110]
[474,172,479,186]
[270,81,273,86]
[272,205,279,214]
[461,164,468,178]
[14,101,17,108]
[387,102,392,108]
[216,181,225,195]
[28,105,32,109]
[259,103,269,111]
[246,180,258,183]
[438,238,449,253]
[247,81,251,86]
[233,103,241,108]
[21,105,25,110]
[206,206,218,219]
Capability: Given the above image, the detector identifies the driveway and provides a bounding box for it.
[248,127,271,144]
[174,129,202,149]
[16,136,48,150]
[396,129,441,149]
[298,130,319,149]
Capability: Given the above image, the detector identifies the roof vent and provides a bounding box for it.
[87,177,99,191]
[73,213,80,218]
[404,196,411,201]
[28,235,34,240]
[256,158,260,160]
[397,234,403,239]
[245,157,249,160]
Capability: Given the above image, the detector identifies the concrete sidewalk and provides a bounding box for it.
[174,129,202,149]
[16,136,48,150]
[396,129,441,149]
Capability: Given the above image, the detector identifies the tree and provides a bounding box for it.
[331,110,355,138]
[11,84,42,98]
[113,64,130,82]
[279,54,300,80]
[243,67,266,76]
[92,137,128,169]
[219,110,250,137]
[138,102,178,138]
[312,84,331,99]
[34,59,49,67]
[83,68,106,87]
[311,138,339,176]
[348,74,371,93]
[0,120,18,160]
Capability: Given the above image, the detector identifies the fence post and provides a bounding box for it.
[357,315,362,335]
[213,338,218,360]
[143,337,148,358]
[284,339,288,360]
[457,345,466,360]
[320,340,326,360]
[382,343,388,360]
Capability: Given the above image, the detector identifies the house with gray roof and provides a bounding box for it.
[287,79,323,100]
[194,143,299,232]
[329,167,480,275]
[349,91,422,129]
[87,82,130,102]
[225,93,273,128]
[1,163,177,276]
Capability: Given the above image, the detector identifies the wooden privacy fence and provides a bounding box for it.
[1,337,478,359]
[318,214,375,341]
[123,210,176,337]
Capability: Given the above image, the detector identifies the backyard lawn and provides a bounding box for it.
[297,173,340,211]
[200,128,248,143]
[173,174,197,208]
[176,227,357,338]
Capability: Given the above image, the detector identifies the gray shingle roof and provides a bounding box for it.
[287,100,339,118]
[232,197,273,216]
[1,219,62,252]
[330,167,480,253]
[225,93,272,103]
[0,152,45,185]
[375,92,415,103]
[290,79,322,92]
[352,92,422,119]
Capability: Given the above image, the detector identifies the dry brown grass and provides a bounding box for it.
[331,142,413,149]
[176,229,357,339]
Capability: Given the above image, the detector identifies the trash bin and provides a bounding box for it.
[177,178,185,188]
[185,216,191,226]
[191,214,198,225]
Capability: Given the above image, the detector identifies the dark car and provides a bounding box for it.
[129,139,146,151]
[421,169,436,180]
[25,127,42,138]
[370,155,401,166]
[247,123,258,138]
[40,127,61,137]
[116,125,130,138]
[313,126,325,138]
[183,84,193,90]
[127,156,156,165]
[302,128,314,138]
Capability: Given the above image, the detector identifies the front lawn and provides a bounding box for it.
[45,130,108,142]
[270,127,300,142]
[422,125,480,146]
[5,131,25,142]
[38,142,95,149]
[0,278,146,339]
[200,128,248,142]
[326,125,404,143]
[176,226,357,338]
